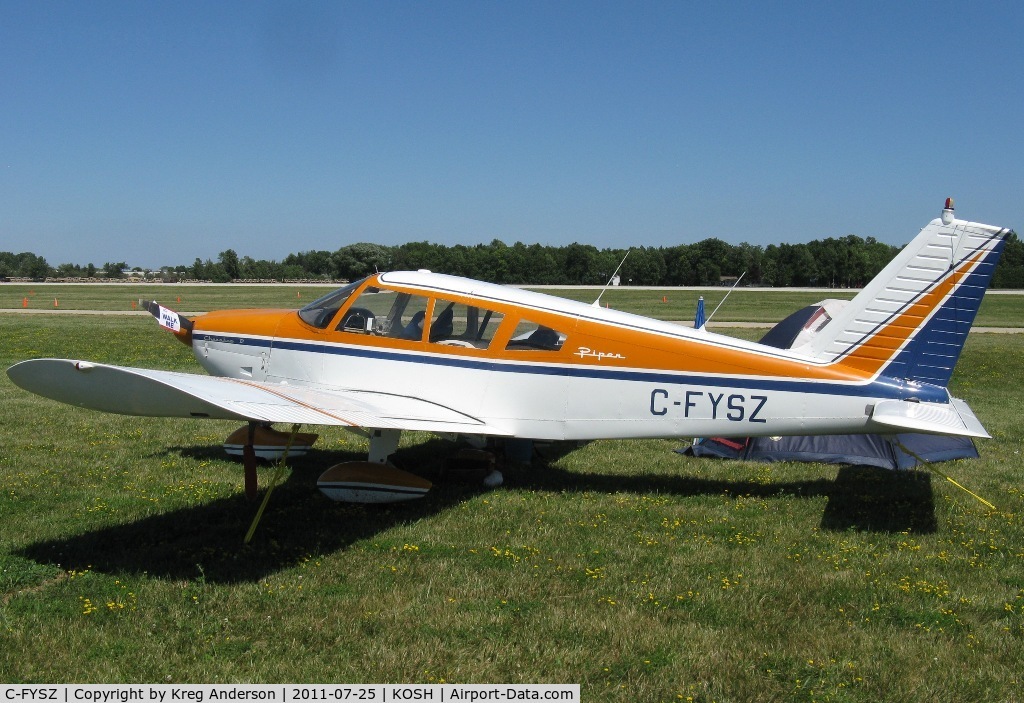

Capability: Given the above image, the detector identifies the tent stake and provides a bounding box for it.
[895,440,996,511]
[245,423,302,544]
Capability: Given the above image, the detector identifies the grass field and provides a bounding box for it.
[1,290,1022,700]
[4,282,1023,327]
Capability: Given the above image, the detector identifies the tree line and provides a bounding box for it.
[3,231,1023,287]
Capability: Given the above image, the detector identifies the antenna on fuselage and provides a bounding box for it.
[701,271,746,328]
[592,250,631,308]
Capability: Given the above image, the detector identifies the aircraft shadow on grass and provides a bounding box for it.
[507,455,937,535]
[16,443,935,585]
[16,440,471,585]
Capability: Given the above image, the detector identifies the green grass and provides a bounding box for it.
[1,302,1023,699]
[1,284,327,313]
[4,283,1023,326]
[539,288,1024,327]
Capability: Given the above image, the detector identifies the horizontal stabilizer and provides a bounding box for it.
[871,397,989,438]
[7,359,511,436]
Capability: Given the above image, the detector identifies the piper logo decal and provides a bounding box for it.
[575,347,626,362]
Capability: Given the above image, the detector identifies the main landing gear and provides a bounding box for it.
[226,424,433,504]
[316,429,433,503]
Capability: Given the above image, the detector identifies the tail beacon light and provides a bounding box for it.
[942,197,955,225]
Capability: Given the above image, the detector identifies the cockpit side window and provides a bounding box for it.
[334,286,429,341]
[505,318,567,351]
[426,299,505,349]
[298,279,364,329]
[336,286,392,334]
[389,294,430,340]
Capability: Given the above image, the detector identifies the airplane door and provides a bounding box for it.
[266,332,324,385]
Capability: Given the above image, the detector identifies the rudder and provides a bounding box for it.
[796,202,1011,387]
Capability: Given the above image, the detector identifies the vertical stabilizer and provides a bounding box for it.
[795,201,1011,387]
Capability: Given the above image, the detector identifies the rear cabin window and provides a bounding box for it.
[426,299,505,349]
[504,319,566,351]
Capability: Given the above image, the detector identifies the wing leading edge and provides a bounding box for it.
[6,359,511,436]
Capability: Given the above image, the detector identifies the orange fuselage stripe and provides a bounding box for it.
[192,256,979,387]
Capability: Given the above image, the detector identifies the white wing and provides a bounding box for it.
[7,359,510,436]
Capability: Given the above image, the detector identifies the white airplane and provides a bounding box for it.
[6,200,1012,503]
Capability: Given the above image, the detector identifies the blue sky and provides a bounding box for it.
[2,1,1022,269]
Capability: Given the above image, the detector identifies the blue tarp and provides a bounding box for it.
[685,432,977,470]
[682,301,980,470]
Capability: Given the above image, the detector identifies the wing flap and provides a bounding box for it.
[7,359,510,436]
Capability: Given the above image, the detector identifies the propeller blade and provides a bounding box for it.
[139,300,194,343]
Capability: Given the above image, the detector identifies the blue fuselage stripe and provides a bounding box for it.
[197,334,947,404]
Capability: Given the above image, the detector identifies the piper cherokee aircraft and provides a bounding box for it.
[6,200,1013,503]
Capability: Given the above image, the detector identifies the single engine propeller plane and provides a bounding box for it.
[6,200,1013,503]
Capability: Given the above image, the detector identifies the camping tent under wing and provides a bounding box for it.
[685,432,978,470]
[683,300,979,469]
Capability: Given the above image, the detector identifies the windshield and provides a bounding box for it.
[298,278,366,328]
